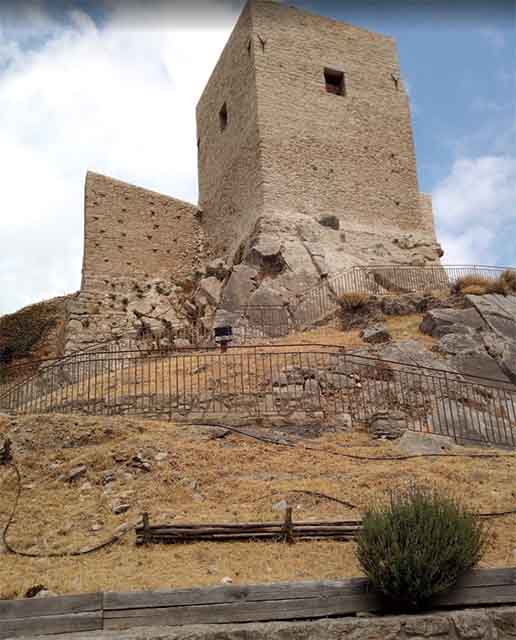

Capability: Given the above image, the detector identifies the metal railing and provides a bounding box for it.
[0,305,294,402]
[292,264,513,328]
[2,344,514,448]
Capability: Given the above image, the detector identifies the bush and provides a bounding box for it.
[499,268,516,293]
[337,292,370,310]
[355,484,486,609]
[453,271,516,296]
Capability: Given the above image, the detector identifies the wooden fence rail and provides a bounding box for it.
[135,510,362,545]
[1,567,514,638]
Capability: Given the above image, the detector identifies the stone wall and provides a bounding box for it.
[196,2,263,261]
[31,606,516,639]
[419,192,438,241]
[66,173,205,353]
[82,172,203,293]
[253,1,426,233]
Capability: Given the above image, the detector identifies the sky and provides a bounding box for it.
[0,0,514,316]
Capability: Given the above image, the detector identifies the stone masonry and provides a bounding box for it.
[24,607,516,640]
[82,172,203,292]
[67,0,443,350]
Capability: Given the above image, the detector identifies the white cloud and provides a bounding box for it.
[0,3,239,315]
[433,156,516,265]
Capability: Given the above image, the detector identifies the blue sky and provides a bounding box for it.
[0,0,514,315]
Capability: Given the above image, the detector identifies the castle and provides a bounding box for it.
[68,0,442,353]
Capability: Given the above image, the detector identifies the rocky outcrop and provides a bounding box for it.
[420,308,486,337]
[420,293,516,385]
[214,210,442,316]
[360,324,391,344]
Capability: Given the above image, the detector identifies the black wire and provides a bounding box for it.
[178,421,516,462]
[1,420,514,558]
[1,462,133,558]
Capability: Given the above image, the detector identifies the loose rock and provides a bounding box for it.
[360,324,391,344]
[368,411,407,439]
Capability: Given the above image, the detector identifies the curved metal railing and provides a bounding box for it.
[292,264,514,328]
[1,343,514,448]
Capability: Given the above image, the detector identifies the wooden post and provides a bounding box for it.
[283,506,294,544]
[142,512,150,545]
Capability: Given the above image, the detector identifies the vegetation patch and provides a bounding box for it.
[453,270,516,296]
[0,414,514,599]
[356,484,486,610]
[0,297,69,386]
[337,292,371,311]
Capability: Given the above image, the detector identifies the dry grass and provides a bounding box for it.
[0,413,515,599]
[279,326,365,348]
[500,268,516,293]
[453,272,516,296]
[336,292,371,310]
[384,314,435,347]
[20,323,435,414]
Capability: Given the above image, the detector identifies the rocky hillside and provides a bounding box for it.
[345,292,516,386]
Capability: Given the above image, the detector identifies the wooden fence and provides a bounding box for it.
[1,567,515,638]
[136,510,361,545]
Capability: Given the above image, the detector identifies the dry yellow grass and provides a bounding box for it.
[0,413,514,599]
[453,271,516,296]
[15,322,437,416]
[19,322,434,414]
[336,292,371,310]
[279,325,365,348]
[384,314,434,347]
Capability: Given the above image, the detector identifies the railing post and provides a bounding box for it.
[283,506,294,544]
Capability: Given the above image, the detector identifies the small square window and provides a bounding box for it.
[219,102,228,132]
[324,68,345,96]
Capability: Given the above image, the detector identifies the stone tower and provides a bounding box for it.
[197,0,440,303]
[68,0,441,351]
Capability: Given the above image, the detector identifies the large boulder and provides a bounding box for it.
[197,276,223,307]
[420,308,485,337]
[220,265,258,311]
[451,351,513,386]
[374,340,456,372]
[436,332,481,356]
[248,283,287,308]
[398,431,454,455]
[501,343,516,383]
[465,293,516,342]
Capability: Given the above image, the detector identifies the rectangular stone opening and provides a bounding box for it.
[324,68,345,96]
[219,102,228,132]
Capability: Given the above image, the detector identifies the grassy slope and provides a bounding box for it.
[0,412,514,599]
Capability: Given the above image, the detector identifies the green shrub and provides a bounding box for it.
[356,484,486,609]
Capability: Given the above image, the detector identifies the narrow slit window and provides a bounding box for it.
[219,102,228,132]
[324,68,345,96]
